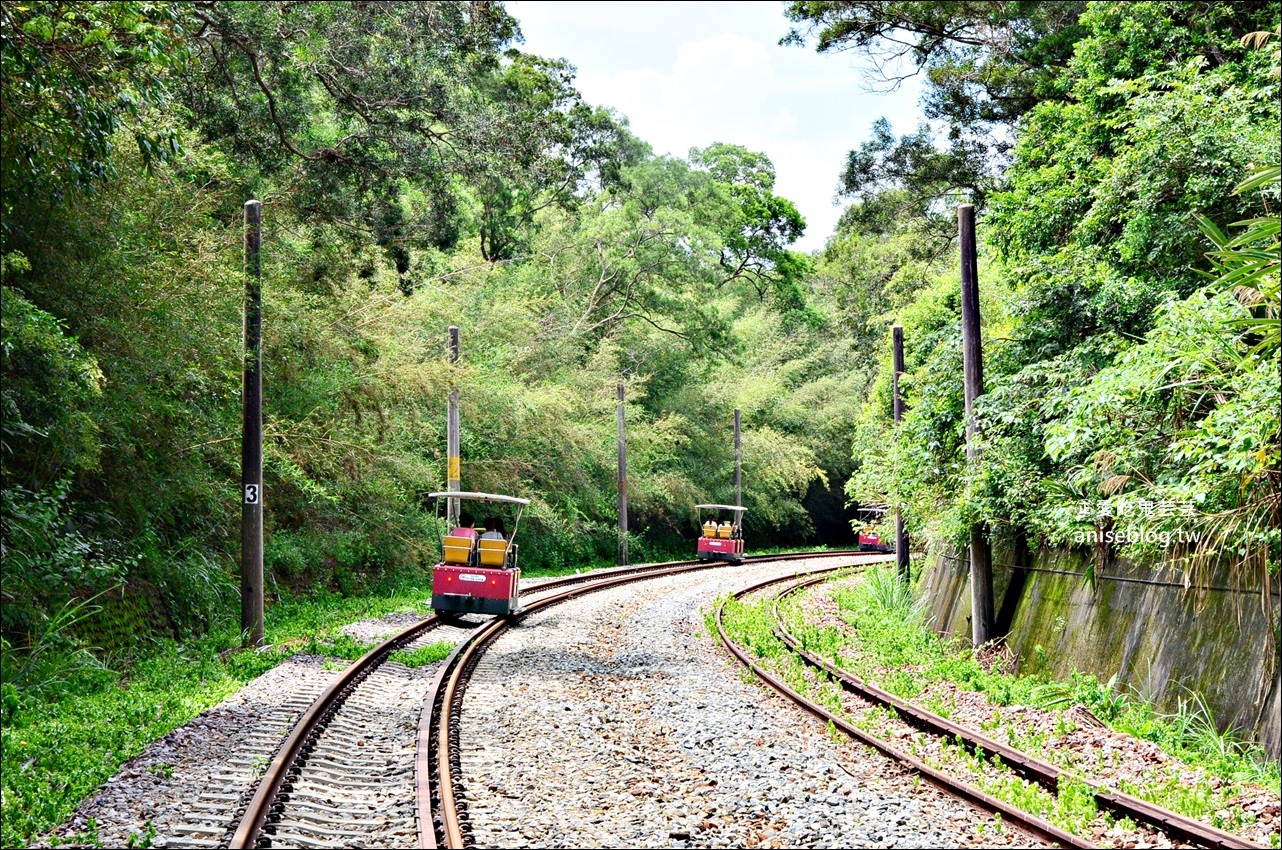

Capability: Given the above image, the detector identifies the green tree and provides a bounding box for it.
[0,0,191,212]
[183,1,638,267]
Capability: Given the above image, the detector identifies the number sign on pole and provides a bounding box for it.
[241,200,265,648]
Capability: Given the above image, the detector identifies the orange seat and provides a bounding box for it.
[718,524,733,539]
[477,538,509,567]
[443,535,474,565]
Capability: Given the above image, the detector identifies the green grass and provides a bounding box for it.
[711,566,1279,843]
[712,580,1107,836]
[0,545,861,848]
[1,633,293,848]
[0,578,451,848]
[388,641,455,668]
[779,567,1280,834]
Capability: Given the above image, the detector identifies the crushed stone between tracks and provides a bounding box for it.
[461,557,1041,848]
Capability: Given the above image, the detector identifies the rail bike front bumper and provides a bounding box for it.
[431,565,520,615]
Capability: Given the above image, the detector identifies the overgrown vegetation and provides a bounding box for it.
[715,568,1279,841]
[788,569,1278,827]
[2,2,863,663]
[812,1,1282,588]
[3,1,1279,843]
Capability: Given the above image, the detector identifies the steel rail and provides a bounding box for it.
[231,549,870,849]
[423,550,879,849]
[228,613,445,849]
[235,554,745,849]
[770,573,1270,850]
[717,568,1093,850]
[417,636,470,849]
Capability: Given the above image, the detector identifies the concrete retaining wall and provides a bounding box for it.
[921,543,1281,758]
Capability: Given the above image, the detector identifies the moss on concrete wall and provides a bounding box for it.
[920,544,1281,757]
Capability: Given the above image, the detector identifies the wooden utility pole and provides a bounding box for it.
[960,203,995,646]
[734,408,742,508]
[892,325,910,583]
[240,200,264,648]
[617,383,628,566]
[447,326,460,526]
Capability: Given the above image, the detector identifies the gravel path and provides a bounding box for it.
[35,620,473,849]
[36,557,1045,849]
[36,655,337,849]
[28,571,614,849]
[461,557,1041,848]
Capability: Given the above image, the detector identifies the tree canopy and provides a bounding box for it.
[1,8,1278,807]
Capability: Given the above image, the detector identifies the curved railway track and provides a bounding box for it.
[227,550,865,849]
[716,567,1271,850]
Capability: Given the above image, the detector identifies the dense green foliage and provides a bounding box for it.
[2,2,1279,841]
[803,3,1281,594]
[1,0,862,670]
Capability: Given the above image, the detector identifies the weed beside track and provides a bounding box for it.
[714,566,1281,848]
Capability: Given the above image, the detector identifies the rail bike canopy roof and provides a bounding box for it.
[696,504,747,513]
[427,491,530,506]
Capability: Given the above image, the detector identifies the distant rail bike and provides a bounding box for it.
[695,503,746,564]
[855,505,893,553]
[429,491,529,616]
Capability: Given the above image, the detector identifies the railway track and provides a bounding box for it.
[226,550,865,849]
[716,567,1271,850]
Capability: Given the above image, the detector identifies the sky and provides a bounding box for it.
[507,0,925,253]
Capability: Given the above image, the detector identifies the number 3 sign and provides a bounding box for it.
[244,484,260,505]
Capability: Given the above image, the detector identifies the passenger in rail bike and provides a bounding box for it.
[480,516,506,541]
[449,512,478,539]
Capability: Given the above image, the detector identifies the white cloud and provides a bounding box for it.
[511,1,924,252]
[578,32,778,159]
[768,105,798,137]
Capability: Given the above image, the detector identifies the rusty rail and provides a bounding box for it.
[757,569,1268,850]
[231,549,869,848]
[420,550,878,848]
[718,568,1092,848]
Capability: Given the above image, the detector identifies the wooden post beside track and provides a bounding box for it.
[241,200,265,648]
[892,325,910,584]
[618,382,628,566]
[734,408,742,509]
[447,326,460,527]
[959,204,995,646]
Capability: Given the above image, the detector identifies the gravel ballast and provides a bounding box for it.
[461,557,1039,848]
[36,557,1043,848]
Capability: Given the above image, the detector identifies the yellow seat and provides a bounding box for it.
[718,524,733,539]
[443,535,474,565]
[702,521,718,538]
[478,538,509,567]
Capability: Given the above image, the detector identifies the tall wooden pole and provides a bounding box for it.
[447,326,460,526]
[960,203,994,646]
[734,408,742,508]
[892,325,910,583]
[617,383,628,566]
[240,200,264,648]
